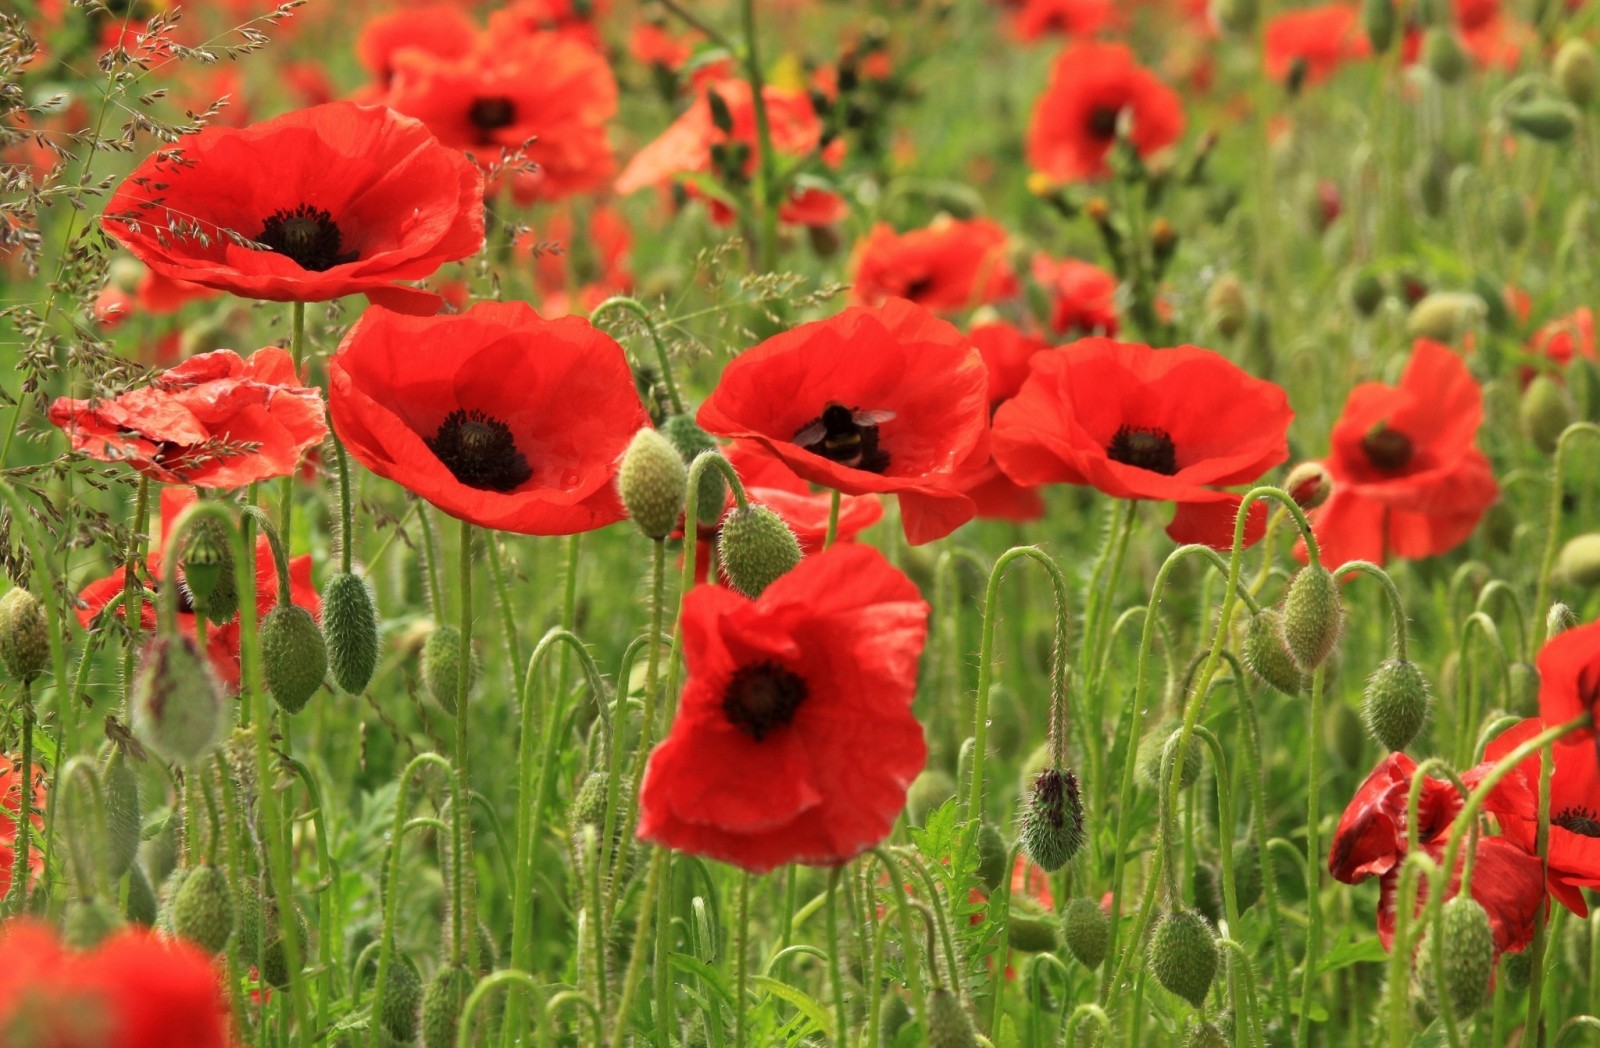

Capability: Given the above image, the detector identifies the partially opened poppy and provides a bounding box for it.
[1485,718,1600,915]
[1534,617,1600,756]
[696,298,990,545]
[850,218,1018,311]
[637,544,929,872]
[48,347,327,489]
[1263,4,1371,86]
[102,102,484,312]
[1026,41,1185,184]
[1527,306,1595,380]
[328,301,651,535]
[1303,339,1499,569]
[991,338,1292,548]
[1002,0,1122,40]
[1375,836,1546,954]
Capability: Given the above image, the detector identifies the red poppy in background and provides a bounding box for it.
[1527,306,1594,379]
[48,348,327,489]
[697,299,990,545]
[0,920,231,1048]
[328,301,650,535]
[1263,4,1371,86]
[486,0,608,50]
[1535,618,1600,754]
[93,265,217,329]
[1032,254,1119,337]
[1304,340,1498,568]
[992,338,1291,548]
[638,545,929,872]
[1027,42,1185,184]
[1485,718,1600,915]
[102,102,484,312]
[851,218,1018,311]
[516,204,632,318]
[960,322,1054,521]
[75,488,320,691]
[354,4,478,88]
[1376,836,1545,954]
[1002,0,1122,41]
[0,758,45,900]
[383,33,617,203]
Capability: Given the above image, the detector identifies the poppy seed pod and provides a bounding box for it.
[131,636,226,766]
[1062,897,1110,969]
[180,516,235,624]
[0,588,48,684]
[1244,609,1304,696]
[1362,659,1432,751]
[926,987,980,1048]
[618,427,687,540]
[172,864,234,955]
[422,624,474,716]
[1149,909,1218,1008]
[661,414,726,529]
[1282,566,1342,671]
[260,604,328,715]
[420,964,475,1048]
[1019,766,1085,872]
[322,571,381,694]
[718,503,803,598]
[1556,39,1598,107]
[1406,291,1483,343]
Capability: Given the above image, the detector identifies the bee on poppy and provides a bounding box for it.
[793,403,896,473]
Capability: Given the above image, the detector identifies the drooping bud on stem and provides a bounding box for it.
[0,588,49,684]
[1282,565,1342,670]
[1018,766,1085,872]
[1243,609,1305,696]
[1148,908,1219,1009]
[422,624,474,716]
[661,414,726,530]
[130,636,226,766]
[1362,658,1432,751]
[718,503,802,597]
[618,427,688,540]
[1062,897,1110,969]
[322,570,380,694]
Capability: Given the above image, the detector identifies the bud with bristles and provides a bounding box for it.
[718,503,802,597]
[1510,98,1578,142]
[1556,39,1598,107]
[323,571,380,694]
[976,823,1008,893]
[0,588,49,684]
[1362,0,1396,51]
[1522,374,1575,455]
[1548,602,1579,637]
[421,964,475,1048]
[65,897,124,949]
[1361,659,1431,751]
[260,605,327,715]
[1062,897,1110,969]
[172,864,234,955]
[1204,273,1248,338]
[661,415,726,529]
[1149,909,1219,1009]
[130,636,226,765]
[1285,462,1333,511]
[1423,29,1467,82]
[102,750,142,881]
[926,987,979,1048]
[618,428,687,539]
[422,624,473,716]
[1282,566,1342,671]
[372,954,423,1044]
[1137,722,1203,790]
[1419,896,1495,1017]
[1019,767,1085,872]
[125,863,157,926]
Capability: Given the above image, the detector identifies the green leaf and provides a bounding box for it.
[910,797,959,864]
[1317,930,1390,974]
[751,975,832,1039]
[670,953,735,1007]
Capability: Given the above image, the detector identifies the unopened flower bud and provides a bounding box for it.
[1557,534,1600,587]
[0,588,49,684]
[906,768,956,827]
[927,987,979,1048]
[1521,374,1575,454]
[618,428,687,540]
[1062,897,1110,969]
[1548,602,1579,637]
[421,965,475,1048]
[1493,189,1529,247]
[1282,565,1342,671]
[1556,39,1598,107]
[1285,461,1333,511]
[180,517,233,621]
[1412,148,1451,218]
[1204,273,1248,339]
[172,863,234,955]
[1362,658,1432,751]
[1244,609,1304,696]
[1149,908,1219,1009]
[370,954,423,1043]
[125,863,157,926]
[65,897,124,949]
[718,503,802,598]
[1007,898,1061,953]
[1508,661,1540,716]
[422,624,474,716]
[1423,29,1468,84]
[1349,272,1386,317]
[661,415,726,530]
[1426,896,1495,1017]
[1210,0,1257,35]
[1510,98,1578,142]
[1137,722,1204,790]
[1186,1021,1229,1048]
[976,823,1008,893]
[1406,291,1483,344]
[102,750,142,882]
[1232,840,1264,912]
[109,257,144,294]
[131,636,225,765]
[322,571,380,694]
[1019,766,1085,872]
[1192,862,1223,924]
[260,604,327,715]
[1362,0,1396,51]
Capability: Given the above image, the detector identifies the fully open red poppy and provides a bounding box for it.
[1263,4,1371,86]
[1026,41,1185,184]
[991,337,1291,548]
[354,4,478,89]
[1485,718,1600,916]
[1535,618,1600,756]
[850,218,1018,311]
[102,102,483,311]
[1304,340,1498,568]
[1002,0,1122,40]
[696,299,990,545]
[638,545,929,872]
[328,301,650,535]
[48,348,327,490]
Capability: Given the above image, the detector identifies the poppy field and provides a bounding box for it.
[6,0,1600,1045]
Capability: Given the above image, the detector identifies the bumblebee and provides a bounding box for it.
[793,402,896,473]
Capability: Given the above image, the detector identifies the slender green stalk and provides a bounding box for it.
[4,682,34,915]
[824,488,842,549]
[589,296,685,415]
[739,0,780,272]
[120,476,151,712]
[279,300,305,544]
[826,868,850,1046]
[1296,666,1326,1048]
[449,518,475,967]
[1533,423,1600,646]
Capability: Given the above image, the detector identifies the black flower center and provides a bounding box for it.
[1087,104,1122,140]
[904,275,935,301]
[469,96,517,137]
[426,409,533,493]
[1107,425,1178,475]
[258,205,357,272]
[1362,424,1413,473]
[722,661,808,742]
[1554,805,1600,838]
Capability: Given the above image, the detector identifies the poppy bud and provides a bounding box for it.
[1018,766,1085,872]
[323,571,380,694]
[1281,566,1342,671]
[1204,273,1248,339]
[1521,374,1575,454]
[1493,189,1529,247]
[1362,0,1396,51]
[373,954,423,1044]
[1422,896,1494,1017]
[1422,29,1468,83]
[102,749,142,881]
[707,89,735,135]
[131,636,225,766]
[261,604,328,715]
[1348,271,1386,317]
[1233,840,1264,912]
[926,987,979,1048]
[1362,659,1432,751]
[421,964,475,1048]
[1210,0,1257,35]
[1192,863,1223,924]
[1502,949,1533,992]
[879,993,913,1043]
[1137,722,1203,790]
[906,768,957,827]
[1186,1022,1229,1048]
[1150,218,1179,268]
[1243,609,1304,696]
[1062,897,1110,969]
[1412,148,1451,218]
[125,863,157,926]
[0,588,49,684]
[1557,39,1598,107]
[718,504,803,598]
[976,823,1008,893]
[180,516,233,621]
[172,863,234,955]
[1007,898,1061,953]
[64,897,124,949]
[421,624,474,716]
[1149,908,1219,1009]
[661,415,726,529]
[1510,98,1578,142]
[1285,461,1333,511]
[109,257,144,294]
[1508,661,1541,716]
[569,770,611,835]
[1548,602,1579,637]
[618,428,687,540]
[1406,291,1483,343]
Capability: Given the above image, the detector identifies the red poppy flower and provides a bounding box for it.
[0,758,45,900]
[1527,306,1594,380]
[637,544,929,872]
[1003,0,1122,41]
[725,441,884,555]
[1302,340,1499,569]
[1031,254,1119,337]
[516,204,632,318]
[992,338,1291,548]
[48,347,327,489]
[1375,836,1545,954]
[850,218,1018,311]
[1485,718,1600,916]
[75,487,320,691]
[382,33,617,204]
[102,102,484,312]
[1026,42,1185,184]
[1535,618,1600,755]
[328,301,650,536]
[0,920,231,1048]
[355,4,478,88]
[696,299,990,545]
[93,266,217,329]
[486,0,608,50]
[1263,4,1371,86]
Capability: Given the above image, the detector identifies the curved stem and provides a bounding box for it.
[589,296,685,415]
[1333,560,1411,661]
[457,970,545,1048]
[1533,421,1600,646]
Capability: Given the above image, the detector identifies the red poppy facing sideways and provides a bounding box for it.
[1263,4,1371,86]
[48,348,327,489]
[638,545,929,872]
[1535,617,1600,757]
[850,218,1018,312]
[1486,718,1600,916]
[697,299,990,545]
[1304,340,1498,569]
[102,103,483,312]
[1032,254,1119,337]
[1027,41,1185,184]
[1376,836,1546,955]
[329,302,650,535]
[992,338,1292,548]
